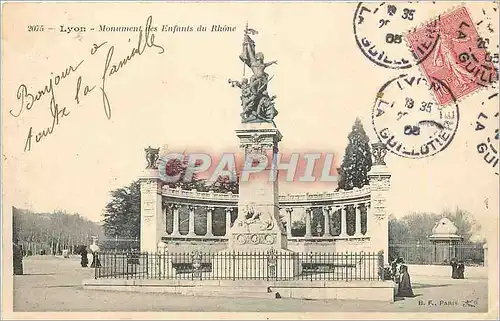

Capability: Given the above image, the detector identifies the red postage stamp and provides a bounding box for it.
[405,6,498,105]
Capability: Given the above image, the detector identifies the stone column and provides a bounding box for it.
[172,204,180,236]
[163,206,167,234]
[340,205,348,237]
[355,203,362,237]
[368,142,391,264]
[364,201,370,236]
[206,206,214,237]
[225,207,233,237]
[188,205,196,236]
[305,207,312,238]
[139,147,163,253]
[323,206,331,237]
[285,208,293,239]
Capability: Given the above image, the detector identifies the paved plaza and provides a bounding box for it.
[12,256,488,313]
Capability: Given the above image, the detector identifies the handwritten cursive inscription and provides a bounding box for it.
[13,61,84,118]
[15,16,166,152]
[100,16,165,119]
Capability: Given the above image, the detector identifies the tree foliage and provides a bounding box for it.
[103,159,241,238]
[103,181,141,238]
[336,118,372,191]
[12,207,102,255]
[208,175,239,194]
[389,208,483,244]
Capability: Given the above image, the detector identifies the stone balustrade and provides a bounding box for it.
[162,185,370,205]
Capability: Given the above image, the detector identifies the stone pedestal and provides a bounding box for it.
[367,143,391,265]
[230,122,288,252]
[367,165,391,265]
[139,169,164,253]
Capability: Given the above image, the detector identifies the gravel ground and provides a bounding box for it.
[12,256,488,313]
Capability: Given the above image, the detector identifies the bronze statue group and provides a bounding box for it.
[228,24,279,124]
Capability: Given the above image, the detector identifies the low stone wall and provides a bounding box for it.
[161,239,374,254]
[82,278,395,302]
[160,239,228,253]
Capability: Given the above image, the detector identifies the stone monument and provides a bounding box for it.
[225,24,299,277]
[367,142,391,264]
[139,146,164,253]
[228,24,286,251]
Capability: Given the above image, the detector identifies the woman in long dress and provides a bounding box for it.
[397,264,414,297]
[79,245,88,268]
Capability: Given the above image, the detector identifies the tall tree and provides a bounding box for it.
[103,156,215,238]
[336,118,372,191]
[103,180,141,238]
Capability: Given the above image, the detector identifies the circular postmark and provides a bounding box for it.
[474,92,499,175]
[353,2,438,69]
[372,74,459,158]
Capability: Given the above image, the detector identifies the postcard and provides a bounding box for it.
[2,1,499,320]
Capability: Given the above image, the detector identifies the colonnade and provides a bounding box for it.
[284,203,370,238]
[164,202,370,239]
[165,204,234,237]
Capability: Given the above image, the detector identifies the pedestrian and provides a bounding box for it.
[457,260,465,279]
[450,257,459,279]
[450,258,458,279]
[79,245,88,268]
[397,263,414,297]
[89,238,101,268]
[13,241,24,275]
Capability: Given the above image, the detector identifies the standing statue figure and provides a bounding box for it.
[145,146,160,169]
[228,78,257,120]
[229,24,278,123]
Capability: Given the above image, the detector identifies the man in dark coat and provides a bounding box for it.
[450,257,459,279]
[457,261,465,279]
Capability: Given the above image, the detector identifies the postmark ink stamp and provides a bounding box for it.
[405,6,498,106]
[475,92,499,175]
[372,74,459,159]
[353,2,438,69]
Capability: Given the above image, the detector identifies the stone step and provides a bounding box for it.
[193,289,276,299]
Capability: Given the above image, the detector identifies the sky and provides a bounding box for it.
[2,2,499,240]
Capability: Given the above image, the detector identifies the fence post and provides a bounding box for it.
[94,254,98,280]
[232,251,235,281]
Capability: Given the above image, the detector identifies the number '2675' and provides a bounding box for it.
[28,25,44,32]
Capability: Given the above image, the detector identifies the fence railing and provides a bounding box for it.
[389,242,485,266]
[94,250,385,281]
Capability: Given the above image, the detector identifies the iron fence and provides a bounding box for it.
[389,242,485,266]
[95,250,385,281]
